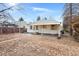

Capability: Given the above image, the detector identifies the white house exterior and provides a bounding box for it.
[27,20,63,38]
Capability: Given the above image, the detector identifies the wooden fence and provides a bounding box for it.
[0,27,25,34]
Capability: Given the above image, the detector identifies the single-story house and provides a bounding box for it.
[27,20,63,38]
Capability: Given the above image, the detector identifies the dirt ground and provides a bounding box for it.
[0,33,79,56]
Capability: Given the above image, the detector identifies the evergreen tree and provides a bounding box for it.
[44,17,47,20]
[19,17,24,21]
[37,16,41,21]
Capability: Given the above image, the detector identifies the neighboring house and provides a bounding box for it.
[15,21,28,32]
[15,21,28,28]
[27,20,63,38]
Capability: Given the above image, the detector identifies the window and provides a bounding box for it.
[51,25,56,30]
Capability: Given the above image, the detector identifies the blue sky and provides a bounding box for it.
[5,3,64,23]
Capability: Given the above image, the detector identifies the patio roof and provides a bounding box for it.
[32,20,61,25]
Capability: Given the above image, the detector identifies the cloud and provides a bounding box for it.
[32,7,52,12]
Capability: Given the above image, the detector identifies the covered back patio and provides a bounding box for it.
[30,20,62,38]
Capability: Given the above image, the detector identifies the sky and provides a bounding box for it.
[1,3,64,23]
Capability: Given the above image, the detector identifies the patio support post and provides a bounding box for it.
[58,30,61,39]
[58,25,61,39]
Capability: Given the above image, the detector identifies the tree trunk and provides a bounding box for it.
[69,3,73,36]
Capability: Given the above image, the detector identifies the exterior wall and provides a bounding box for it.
[27,25,34,33]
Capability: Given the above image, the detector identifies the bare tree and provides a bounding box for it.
[63,3,79,35]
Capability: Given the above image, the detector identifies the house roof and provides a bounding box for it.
[15,21,27,25]
[32,20,61,25]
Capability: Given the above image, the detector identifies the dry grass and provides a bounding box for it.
[0,33,79,56]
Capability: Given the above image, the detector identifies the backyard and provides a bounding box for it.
[0,33,79,56]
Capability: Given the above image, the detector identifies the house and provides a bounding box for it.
[15,20,28,32]
[27,20,63,38]
[15,21,27,28]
